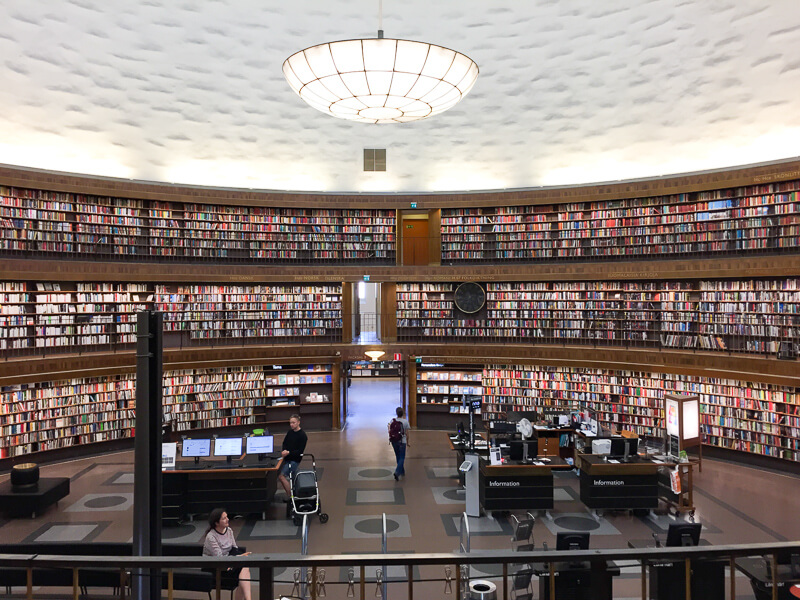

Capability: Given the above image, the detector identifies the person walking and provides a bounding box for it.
[277,414,307,501]
[388,406,410,481]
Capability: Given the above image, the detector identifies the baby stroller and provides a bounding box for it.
[288,453,329,526]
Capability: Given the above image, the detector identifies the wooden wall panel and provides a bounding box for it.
[4,255,799,284]
[3,343,796,389]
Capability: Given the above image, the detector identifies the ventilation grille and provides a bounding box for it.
[364,149,386,172]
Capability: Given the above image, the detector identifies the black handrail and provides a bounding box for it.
[3,541,799,599]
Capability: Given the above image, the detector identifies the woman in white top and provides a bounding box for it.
[203,508,252,600]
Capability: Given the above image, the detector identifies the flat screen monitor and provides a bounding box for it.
[181,438,211,458]
[610,437,638,458]
[556,532,590,551]
[246,435,274,455]
[666,523,702,547]
[509,440,533,462]
[589,419,599,435]
[557,415,570,427]
[214,437,243,457]
[457,421,466,438]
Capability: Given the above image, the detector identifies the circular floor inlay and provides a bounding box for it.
[354,518,400,534]
[162,524,196,539]
[443,489,464,501]
[358,468,392,478]
[553,516,601,531]
[84,495,128,509]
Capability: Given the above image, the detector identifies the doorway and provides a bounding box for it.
[344,374,404,447]
[354,281,380,343]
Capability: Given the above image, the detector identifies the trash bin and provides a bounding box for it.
[469,579,497,600]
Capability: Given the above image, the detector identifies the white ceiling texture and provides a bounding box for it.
[0,0,798,194]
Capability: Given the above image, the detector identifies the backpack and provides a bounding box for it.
[388,418,403,443]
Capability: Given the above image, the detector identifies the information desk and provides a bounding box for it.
[163,458,282,526]
[578,455,660,511]
[479,456,572,512]
[628,538,724,600]
[737,556,800,600]
[532,560,620,600]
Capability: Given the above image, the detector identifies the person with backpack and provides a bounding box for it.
[388,406,410,481]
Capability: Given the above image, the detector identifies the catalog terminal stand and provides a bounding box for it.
[459,396,483,517]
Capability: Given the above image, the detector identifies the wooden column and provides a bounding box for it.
[407,357,417,428]
[341,282,353,343]
[428,209,441,266]
[380,282,397,343]
[331,356,342,430]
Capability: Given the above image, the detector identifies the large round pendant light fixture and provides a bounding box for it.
[282,4,478,124]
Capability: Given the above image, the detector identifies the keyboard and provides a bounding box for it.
[212,463,243,469]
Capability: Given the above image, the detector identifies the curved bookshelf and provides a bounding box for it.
[1,160,800,469]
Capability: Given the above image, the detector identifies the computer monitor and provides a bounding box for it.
[666,522,702,547]
[557,414,570,427]
[509,440,533,462]
[589,418,599,435]
[214,437,243,463]
[556,532,590,551]
[181,438,211,463]
[246,434,274,458]
[609,437,638,459]
[457,421,466,439]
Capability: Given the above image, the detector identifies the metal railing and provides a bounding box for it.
[1,541,799,600]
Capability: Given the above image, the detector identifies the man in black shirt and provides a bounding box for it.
[278,414,307,500]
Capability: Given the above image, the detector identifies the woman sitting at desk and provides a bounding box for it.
[203,508,252,600]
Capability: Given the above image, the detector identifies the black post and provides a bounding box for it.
[133,311,163,600]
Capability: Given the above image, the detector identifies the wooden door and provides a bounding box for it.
[402,219,430,265]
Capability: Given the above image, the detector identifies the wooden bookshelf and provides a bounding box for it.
[1,186,396,264]
[483,365,664,437]
[0,374,136,459]
[442,181,800,263]
[164,366,263,432]
[350,360,402,377]
[1,362,335,462]
[396,278,800,356]
[443,362,800,463]
[153,283,343,345]
[414,362,483,429]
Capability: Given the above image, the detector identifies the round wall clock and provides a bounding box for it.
[454,282,486,314]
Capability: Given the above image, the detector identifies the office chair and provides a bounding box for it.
[510,513,535,600]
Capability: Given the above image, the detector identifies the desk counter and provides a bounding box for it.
[578,455,660,511]
[479,456,571,512]
[163,458,282,525]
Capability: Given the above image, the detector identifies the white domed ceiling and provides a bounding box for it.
[0,0,798,193]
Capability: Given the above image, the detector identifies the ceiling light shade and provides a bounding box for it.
[283,38,479,124]
[365,350,386,361]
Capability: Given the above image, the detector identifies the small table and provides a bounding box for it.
[0,478,70,518]
[532,560,620,600]
[736,556,800,600]
[628,539,724,600]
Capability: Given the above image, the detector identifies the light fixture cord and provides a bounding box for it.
[378,0,384,38]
